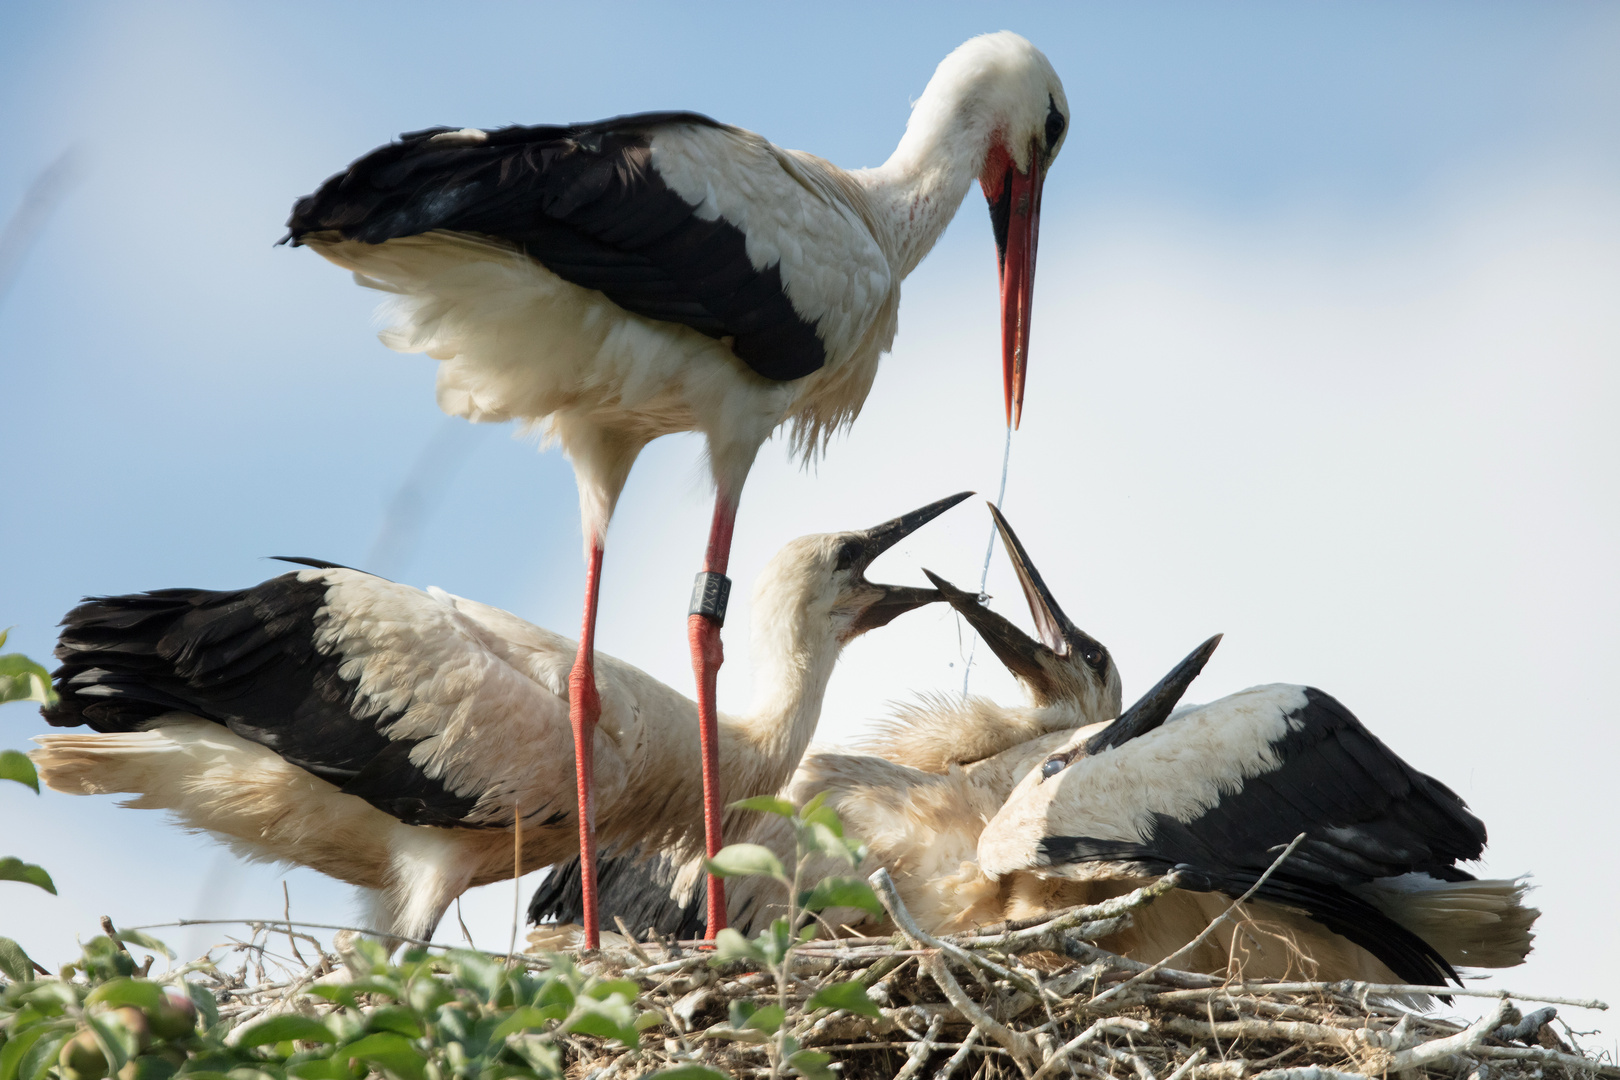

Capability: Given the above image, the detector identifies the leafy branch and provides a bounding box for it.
[703,795,884,1080]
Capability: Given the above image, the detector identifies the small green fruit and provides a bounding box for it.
[147,993,197,1041]
[59,1031,110,1080]
[111,1006,152,1051]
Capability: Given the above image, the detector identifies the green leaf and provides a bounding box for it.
[758,918,793,967]
[489,1006,564,1041]
[647,1067,728,1080]
[235,1015,337,1048]
[0,935,37,981]
[561,994,640,1047]
[0,858,55,894]
[802,823,860,867]
[87,978,164,1010]
[729,795,796,817]
[708,928,765,966]
[788,1049,835,1080]
[337,1033,426,1080]
[799,791,829,819]
[0,648,56,709]
[364,1006,421,1038]
[120,1056,177,1080]
[807,979,881,1018]
[19,1029,70,1080]
[286,1061,346,1080]
[301,985,356,1008]
[0,750,39,793]
[0,1023,53,1080]
[584,979,639,1003]
[185,979,221,1029]
[742,1004,784,1035]
[799,803,842,835]
[704,843,786,881]
[113,929,175,960]
[800,877,883,917]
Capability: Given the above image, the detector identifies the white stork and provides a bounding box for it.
[529,504,1122,937]
[540,510,1539,989]
[30,493,967,945]
[283,31,1069,944]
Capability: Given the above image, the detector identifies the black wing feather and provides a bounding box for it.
[286,112,826,382]
[1040,687,1487,986]
[44,573,483,828]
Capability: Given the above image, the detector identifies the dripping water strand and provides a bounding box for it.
[960,424,1013,698]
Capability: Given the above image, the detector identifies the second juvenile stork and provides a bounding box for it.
[284,32,1070,944]
[29,494,966,944]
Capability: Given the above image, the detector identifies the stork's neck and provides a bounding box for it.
[854,89,996,279]
[719,597,844,799]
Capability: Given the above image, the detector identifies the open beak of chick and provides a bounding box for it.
[845,491,973,634]
[923,504,1112,707]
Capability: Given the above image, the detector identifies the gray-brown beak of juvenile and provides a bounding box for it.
[985,503,1109,674]
[847,491,973,633]
[922,567,1061,701]
[1082,633,1223,755]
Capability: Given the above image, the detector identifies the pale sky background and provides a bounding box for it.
[2,0,1617,1052]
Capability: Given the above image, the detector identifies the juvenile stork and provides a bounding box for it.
[530,506,1121,937]
[30,494,967,945]
[283,32,1069,944]
[540,510,1539,988]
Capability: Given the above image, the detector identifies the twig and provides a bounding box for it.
[870,868,1048,1000]
[281,882,307,966]
[1385,996,1510,1070]
[923,952,1037,1075]
[934,1029,983,1080]
[1030,1018,1152,1080]
[894,1014,947,1080]
[100,916,131,953]
[1090,833,1307,1007]
[957,875,1182,953]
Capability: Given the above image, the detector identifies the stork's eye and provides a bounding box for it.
[835,540,862,571]
[1044,97,1066,151]
[1040,757,1066,779]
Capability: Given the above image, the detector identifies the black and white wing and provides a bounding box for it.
[979,684,1488,985]
[43,564,611,829]
[286,113,890,381]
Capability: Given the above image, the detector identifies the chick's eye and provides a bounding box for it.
[835,541,862,571]
[1040,757,1066,779]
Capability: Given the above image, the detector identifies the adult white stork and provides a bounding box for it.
[283,31,1069,944]
[30,493,967,945]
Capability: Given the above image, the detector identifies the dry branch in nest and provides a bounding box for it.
[139,870,1613,1080]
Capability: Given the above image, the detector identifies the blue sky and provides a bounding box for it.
[3,0,1617,1046]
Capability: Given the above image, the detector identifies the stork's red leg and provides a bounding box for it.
[688,495,738,940]
[568,540,606,949]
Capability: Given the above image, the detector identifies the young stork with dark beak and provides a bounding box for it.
[29,493,968,945]
[284,31,1068,944]
[529,505,1121,937]
[959,515,1538,987]
[537,508,1538,990]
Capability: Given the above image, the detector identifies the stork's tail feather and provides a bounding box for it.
[1359,873,1538,969]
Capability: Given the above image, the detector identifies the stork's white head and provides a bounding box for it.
[904,32,1069,429]
[924,504,1120,724]
[750,492,972,658]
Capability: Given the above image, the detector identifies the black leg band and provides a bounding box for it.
[689,571,732,626]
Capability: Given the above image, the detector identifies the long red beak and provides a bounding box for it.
[984,139,1044,429]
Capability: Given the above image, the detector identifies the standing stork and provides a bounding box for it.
[282,32,1069,945]
[29,494,966,945]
